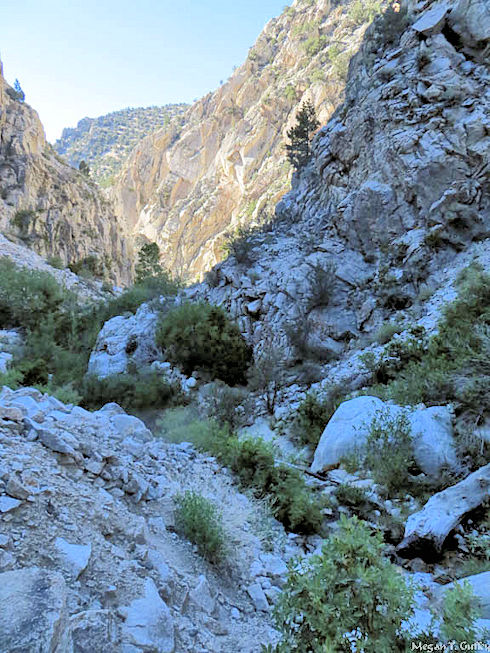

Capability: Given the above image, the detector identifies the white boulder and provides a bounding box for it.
[310,396,458,478]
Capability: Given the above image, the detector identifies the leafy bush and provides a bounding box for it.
[440,580,480,643]
[365,265,489,468]
[327,45,351,80]
[460,532,490,576]
[335,483,370,507]
[174,491,226,563]
[371,3,410,48]
[206,380,249,430]
[81,371,179,412]
[68,255,103,279]
[302,35,326,57]
[221,226,255,264]
[47,255,64,269]
[348,0,382,25]
[271,515,414,652]
[156,302,252,385]
[292,387,343,447]
[345,409,416,495]
[159,415,323,535]
[12,209,36,235]
[372,320,403,345]
[305,261,336,311]
[0,259,65,330]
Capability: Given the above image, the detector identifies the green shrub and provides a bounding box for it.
[335,483,370,507]
[221,226,255,264]
[206,380,248,430]
[305,261,336,311]
[348,0,382,25]
[68,255,103,278]
[156,302,252,385]
[371,3,410,48]
[302,35,326,57]
[460,532,490,576]
[271,515,414,652]
[372,321,403,345]
[47,255,64,269]
[327,45,351,80]
[81,371,179,412]
[293,387,343,447]
[247,337,287,414]
[100,274,179,322]
[160,415,323,535]
[440,580,480,643]
[357,409,416,495]
[174,491,226,563]
[0,259,65,330]
[12,209,35,234]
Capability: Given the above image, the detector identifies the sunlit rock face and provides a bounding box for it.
[0,63,132,284]
[114,0,372,280]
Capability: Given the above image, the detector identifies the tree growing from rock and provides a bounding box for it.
[286,101,319,170]
[13,79,25,102]
[78,160,90,176]
[135,242,164,283]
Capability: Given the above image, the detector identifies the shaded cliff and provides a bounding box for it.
[0,64,132,284]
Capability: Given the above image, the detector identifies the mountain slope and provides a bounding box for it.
[0,64,132,284]
[114,0,381,279]
[54,105,188,186]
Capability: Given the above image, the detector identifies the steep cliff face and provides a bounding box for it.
[191,0,489,367]
[0,65,132,284]
[54,104,187,186]
[114,0,378,279]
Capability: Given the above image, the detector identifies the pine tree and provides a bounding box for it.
[286,101,319,170]
[13,79,25,102]
[78,160,90,176]
[135,242,164,283]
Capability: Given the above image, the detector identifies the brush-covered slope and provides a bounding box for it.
[0,63,132,284]
[114,0,381,279]
[54,105,188,186]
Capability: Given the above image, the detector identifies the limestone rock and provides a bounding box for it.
[247,583,270,612]
[69,609,118,653]
[412,3,449,35]
[311,396,458,479]
[0,66,131,284]
[121,578,175,652]
[55,537,92,579]
[0,567,70,653]
[397,464,490,559]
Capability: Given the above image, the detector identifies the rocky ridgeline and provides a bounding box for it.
[0,64,132,284]
[190,0,489,373]
[0,385,301,652]
[54,105,188,185]
[113,0,374,279]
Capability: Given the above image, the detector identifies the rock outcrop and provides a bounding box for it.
[114,0,375,279]
[191,0,489,368]
[397,463,490,559]
[310,396,458,478]
[0,385,293,650]
[54,105,187,185]
[0,63,132,283]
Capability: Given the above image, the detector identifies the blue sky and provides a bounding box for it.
[0,0,287,142]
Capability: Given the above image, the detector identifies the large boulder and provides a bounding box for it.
[87,303,159,378]
[448,0,490,47]
[0,567,70,652]
[310,396,458,478]
[397,463,490,559]
[121,578,175,652]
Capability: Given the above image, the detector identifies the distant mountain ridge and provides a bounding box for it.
[54,105,188,185]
